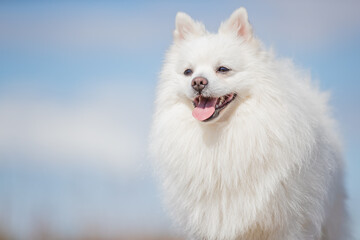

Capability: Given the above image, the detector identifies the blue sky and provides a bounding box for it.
[0,1,359,239]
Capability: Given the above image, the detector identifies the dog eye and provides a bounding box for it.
[217,66,230,73]
[184,69,193,76]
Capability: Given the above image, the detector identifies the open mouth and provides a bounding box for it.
[192,93,236,121]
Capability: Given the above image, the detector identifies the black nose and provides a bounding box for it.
[191,77,208,93]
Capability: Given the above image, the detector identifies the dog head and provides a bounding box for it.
[160,8,261,123]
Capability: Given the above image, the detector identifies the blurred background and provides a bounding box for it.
[0,1,359,239]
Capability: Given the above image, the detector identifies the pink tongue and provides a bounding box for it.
[192,97,217,121]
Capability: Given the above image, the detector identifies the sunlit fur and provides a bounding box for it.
[150,7,348,240]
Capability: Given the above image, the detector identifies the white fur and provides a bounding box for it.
[150,7,348,240]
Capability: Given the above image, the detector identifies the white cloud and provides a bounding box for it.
[0,0,359,51]
[0,81,154,177]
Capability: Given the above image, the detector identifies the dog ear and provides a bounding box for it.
[218,7,252,40]
[174,12,206,41]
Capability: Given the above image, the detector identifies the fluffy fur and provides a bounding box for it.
[150,8,348,240]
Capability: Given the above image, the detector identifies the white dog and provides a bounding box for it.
[150,7,348,240]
